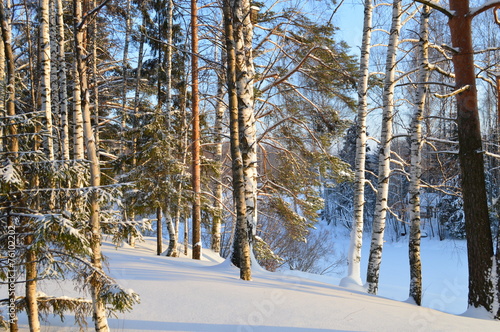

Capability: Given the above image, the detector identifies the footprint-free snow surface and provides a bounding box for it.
[13,237,500,331]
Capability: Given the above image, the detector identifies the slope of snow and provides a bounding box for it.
[12,237,499,332]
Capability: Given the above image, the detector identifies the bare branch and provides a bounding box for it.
[413,0,453,18]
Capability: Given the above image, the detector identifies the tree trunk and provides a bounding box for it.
[448,0,495,314]
[211,64,225,254]
[157,207,163,255]
[366,0,402,295]
[191,0,202,260]
[233,0,258,246]
[0,0,17,159]
[342,0,373,288]
[40,0,54,160]
[55,0,70,160]
[408,5,430,306]
[1,1,18,329]
[74,0,109,330]
[223,0,251,281]
[25,235,40,332]
[165,210,178,257]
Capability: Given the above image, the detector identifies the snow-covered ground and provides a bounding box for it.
[11,235,499,331]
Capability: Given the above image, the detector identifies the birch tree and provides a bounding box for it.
[341,0,373,288]
[233,0,258,246]
[74,0,108,329]
[366,0,402,295]
[191,0,202,260]
[223,0,252,280]
[408,4,431,306]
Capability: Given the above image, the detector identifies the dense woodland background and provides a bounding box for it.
[1,0,500,331]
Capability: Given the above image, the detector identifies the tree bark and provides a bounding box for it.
[157,207,163,255]
[191,0,202,260]
[223,0,251,281]
[366,0,402,295]
[74,0,109,330]
[342,0,373,288]
[233,0,258,246]
[55,0,70,160]
[408,5,430,306]
[211,63,225,254]
[448,0,495,314]
[40,0,54,160]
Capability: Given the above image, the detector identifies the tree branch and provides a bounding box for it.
[413,0,454,18]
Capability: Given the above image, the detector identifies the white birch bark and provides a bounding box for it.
[408,5,430,306]
[40,0,54,160]
[74,0,109,329]
[72,0,84,160]
[55,0,70,160]
[233,0,257,243]
[120,0,131,154]
[0,31,4,153]
[211,67,225,254]
[366,0,402,295]
[166,0,173,127]
[341,0,373,288]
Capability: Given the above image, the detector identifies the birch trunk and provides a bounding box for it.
[233,0,257,244]
[341,0,373,288]
[0,18,4,153]
[165,0,173,127]
[40,0,54,160]
[157,207,162,255]
[211,65,225,254]
[223,0,251,280]
[1,2,19,330]
[366,0,402,295]
[72,0,84,161]
[164,0,177,257]
[191,0,202,260]
[55,0,69,160]
[408,5,430,306]
[74,0,109,329]
[120,0,131,154]
[165,210,178,257]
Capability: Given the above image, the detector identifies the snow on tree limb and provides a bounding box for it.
[434,85,470,98]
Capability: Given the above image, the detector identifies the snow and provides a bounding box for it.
[9,236,499,331]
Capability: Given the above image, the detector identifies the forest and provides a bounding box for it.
[0,0,500,331]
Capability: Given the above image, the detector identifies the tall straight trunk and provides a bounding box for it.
[55,0,70,160]
[74,0,109,330]
[448,0,495,315]
[342,0,373,287]
[40,0,54,160]
[120,0,131,155]
[165,0,173,127]
[211,64,225,254]
[72,0,84,161]
[1,3,19,330]
[157,207,163,255]
[233,0,257,244]
[408,5,430,306]
[164,0,177,257]
[191,0,202,260]
[0,34,4,153]
[90,0,99,149]
[25,235,39,332]
[223,0,251,280]
[366,0,402,295]
[1,0,17,159]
